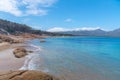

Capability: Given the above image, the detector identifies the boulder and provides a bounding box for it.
[40,39,46,43]
[0,70,59,80]
[13,47,27,58]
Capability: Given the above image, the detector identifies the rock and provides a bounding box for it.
[1,36,14,43]
[13,39,23,43]
[0,35,23,44]
[27,50,33,53]
[40,39,46,43]
[20,33,47,39]
[0,70,59,80]
[0,35,14,43]
[0,39,2,43]
[13,47,27,58]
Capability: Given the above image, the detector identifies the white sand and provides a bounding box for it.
[0,44,25,71]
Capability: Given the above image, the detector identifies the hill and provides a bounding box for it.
[0,19,71,36]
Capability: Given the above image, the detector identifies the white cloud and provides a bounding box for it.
[0,0,22,16]
[65,18,73,22]
[26,9,47,16]
[47,27,101,32]
[22,0,57,16]
[22,0,57,8]
[0,0,57,16]
[47,27,69,32]
[74,27,100,31]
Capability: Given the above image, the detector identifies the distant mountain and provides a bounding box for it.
[59,29,107,36]
[107,28,120,37]
[1,19,120,37]
[53,28,120,37]
[0,19,71,36]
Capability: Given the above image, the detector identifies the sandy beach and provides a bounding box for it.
[0,42,25,71]
[0,34,48,72]
[0,34,59,80]
[0,49,25,71]
[0,42,11,51]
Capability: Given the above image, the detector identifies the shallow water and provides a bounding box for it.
[25,37,120,80]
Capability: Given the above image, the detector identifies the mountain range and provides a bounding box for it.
[0,19,120,37]
[54,28,120,37]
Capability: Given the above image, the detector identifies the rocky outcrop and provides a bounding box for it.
[15,33,48,39]
[13,47,27,58]
[0,35,23,44]
[0,35,14,43]
[0,70,59,80]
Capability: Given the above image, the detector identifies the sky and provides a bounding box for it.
[0,0,120,31]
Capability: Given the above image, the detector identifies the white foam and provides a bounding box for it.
[19,53,49,73]
[19,43,49,72]
[29,44,42,52]
[19,55,33,70]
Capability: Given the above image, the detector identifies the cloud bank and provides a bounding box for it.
[0,0,57,16]
[47,27,101,32]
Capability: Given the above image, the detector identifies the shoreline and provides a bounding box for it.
[0,41,41,71]
[0,35,60,80]
[0,49,25,71]
[0,42,27,71]
[0,34,45,71]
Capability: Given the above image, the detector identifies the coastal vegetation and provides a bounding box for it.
[0,19,72,36]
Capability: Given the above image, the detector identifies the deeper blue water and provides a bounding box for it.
[27,37,120,80]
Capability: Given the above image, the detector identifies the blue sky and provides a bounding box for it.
[0,0,120,31]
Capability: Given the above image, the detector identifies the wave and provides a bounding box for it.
[19,44,49,73]
[27,44,42,52]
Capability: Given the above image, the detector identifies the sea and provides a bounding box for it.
[21,37,120,80]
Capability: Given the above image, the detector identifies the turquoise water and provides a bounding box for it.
[28,37,120,80]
